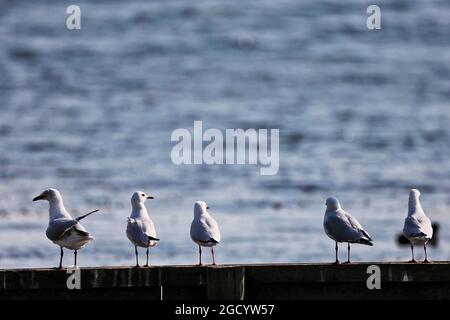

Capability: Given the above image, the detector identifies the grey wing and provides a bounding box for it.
[46,219,86,241]
[205,216,221,243]
[422,215,433,238]
[127,219,158,244]
[324,213,363,242]
[344,211,372,241]
[141,217,158,239]
[191,218,216,243]
[127,219,144,242]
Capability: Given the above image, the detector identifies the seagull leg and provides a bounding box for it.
[144,247,149,267]
[423,243,430,263]
[344,242,351,264]
[333,242,339,264]
[211,246,216,266]
[198,245,203,266]
[74,250,77,266]
[409,243,416,263]
[134,246,140,268]
[57,247,64,269]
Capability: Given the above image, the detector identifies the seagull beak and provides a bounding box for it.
[147,196,155,200]
[33,194,45,202]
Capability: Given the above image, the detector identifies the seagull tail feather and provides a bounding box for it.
[148,236,160,242]
[75,209,100,222]
[409,232,429,240]
[356,238,373,246]
[199,238,219,245]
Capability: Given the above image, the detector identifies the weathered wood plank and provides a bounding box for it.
[206,266,244,300]
[1,263,450,300]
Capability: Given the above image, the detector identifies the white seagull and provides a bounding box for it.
[33,188,99,269]
[126,191,159,267]
[403,189,433,263]
[323,197,373,264]
[190,201,221,266]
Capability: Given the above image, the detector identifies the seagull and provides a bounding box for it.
[403,189,433,263]
[323,197,373,264]
[32,188,99,269]
[126,191,160,267]
[190,201,220,266]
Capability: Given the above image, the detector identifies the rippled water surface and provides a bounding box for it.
[0,0,449,268]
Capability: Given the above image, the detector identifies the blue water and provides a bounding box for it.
[0,0,449,268]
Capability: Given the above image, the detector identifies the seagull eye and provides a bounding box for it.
[141,194,145,197]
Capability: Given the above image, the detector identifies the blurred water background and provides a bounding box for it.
[0,0,449,268]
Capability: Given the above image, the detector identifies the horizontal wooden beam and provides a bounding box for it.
[1,263,449,299]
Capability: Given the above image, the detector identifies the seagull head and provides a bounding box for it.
[410,189,421,198]
[194,201,210,216]
[32,188,62,202]
[408,189,421,210]
[131,191,154,206]
[325,197,341,211]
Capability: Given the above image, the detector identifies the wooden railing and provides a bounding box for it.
[1,262,449,299]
